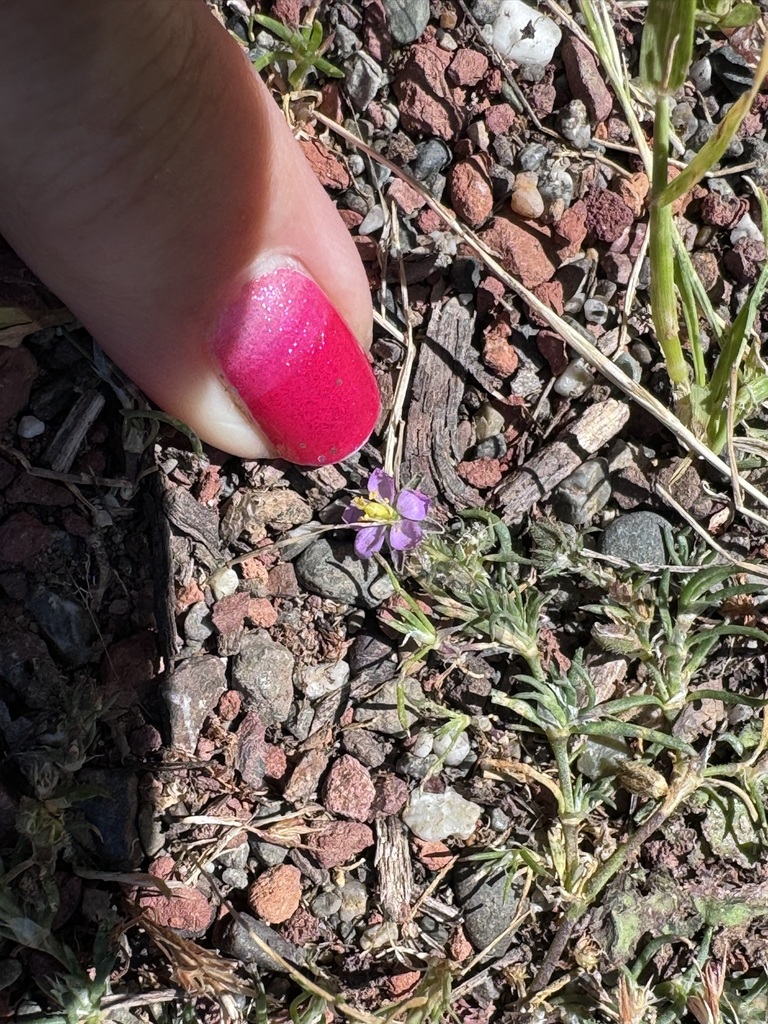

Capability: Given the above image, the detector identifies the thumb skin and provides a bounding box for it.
[0,0,379,463]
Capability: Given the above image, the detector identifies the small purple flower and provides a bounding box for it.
[342,468,430,559]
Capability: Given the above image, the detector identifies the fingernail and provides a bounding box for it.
[212,268,379,465]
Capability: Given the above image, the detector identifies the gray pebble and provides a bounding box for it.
[554,358,595,398]
[77,771,140,870]
[453,861,523,957]
[231,632,295,726]
[358,204,386,235]
[553,458,611,525]
[26,586,96,668]
[354,676,424,734]
[222,868,249,891]
[601,512,671,567]
[412,139,451,180]
[162,656,227,755]
[558,100,591,150]
[311,891,342,919]
[251,840,289,867]
[339,879,368,923]
[220,914,305,972]
[690,57,712,91]
[518,143,548,172]
[342,728,390,768]
[382,0,429,43]
[296,538,395,609]
[614,351,642,383]
[345,52,383,111]
[184,601,214,643]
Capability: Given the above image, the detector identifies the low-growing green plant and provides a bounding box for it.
[248,13,343,91]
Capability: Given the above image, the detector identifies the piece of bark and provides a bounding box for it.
[496,397,629,521]
[401,298,482,509]
[375,816,413,926]
[43,388,105,473]
[145,471,182,668]
[162,484,221,558]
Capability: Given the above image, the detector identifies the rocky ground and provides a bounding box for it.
[2,0,768,1022]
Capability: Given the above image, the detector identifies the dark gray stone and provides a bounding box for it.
[553,458,611,525]
[231,632,294,726]
[161,656,227,754]
[0,623,61,708]
[77,770,140,869]
[453,862,524,957]
[412,139,451,181]
[382,0,429,43]
[295,539,394,608]
[26,586,96,667]
[600,512,671,567]
[345,52,383,111]
[219,913,306,971]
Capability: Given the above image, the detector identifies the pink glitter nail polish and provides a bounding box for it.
[213,268,379,465]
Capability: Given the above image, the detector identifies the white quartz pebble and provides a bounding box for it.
[492,0,562,66]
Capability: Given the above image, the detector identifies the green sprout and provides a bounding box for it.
[249,14,344,91]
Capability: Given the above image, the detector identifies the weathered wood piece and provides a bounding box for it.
[496,397,629,521]
[402,298,482,510]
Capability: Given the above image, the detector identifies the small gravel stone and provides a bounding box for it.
[231,632,295,726]
[518,143,548,171]
[220,913,306,971]
[600,512,671,567]
[307,821,375,868]
[323,755,376,821]
[433,730,472,766]
[402,787,482,842]
[509,171,544,219]
[585,188,634,243]
[448,48,489,86]
[480,216,555,288]
[17,415,45,439]
[454,862,523,955]
[557,99,591,149]
[371,773,409,816]
[184,601,214,643]
[554,358,595,398]
[553,458,611,525]
[690,57,712,91]
[450,158,494,227]
[298,660,350,700]
[247,865,302,925]
[345,52,383,111]
[359,204,386,235]
[412,139,452,180]
[562,34,612,122]
[339,879,368,923]
[162,656,227,755]
[492,0,562,64]
[355,676,423,733]
[394,39,465,141]
[342,728,390,768]
[296,538,395,608]
[209,567,239,600]
[382,0,429,43]
[137,856,214,936]
[311,891,342,918]
[26,586,96,667]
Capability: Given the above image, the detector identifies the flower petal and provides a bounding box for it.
[389,519,424,551]
[395,488,430,521]
[342,506,364,524]
[354,525,386,559]
[368,468,396,503]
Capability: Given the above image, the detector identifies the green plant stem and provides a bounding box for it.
[531,758,703,992]
[550,734,579,889]
[649,93,690,399]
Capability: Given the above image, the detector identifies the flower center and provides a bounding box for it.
[351,495,400,523]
